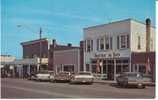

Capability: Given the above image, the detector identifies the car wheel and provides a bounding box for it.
[123,82,128,88]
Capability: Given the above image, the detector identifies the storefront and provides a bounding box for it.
[84,49,130,80]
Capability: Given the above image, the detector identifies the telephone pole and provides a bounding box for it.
[39,27,42,70]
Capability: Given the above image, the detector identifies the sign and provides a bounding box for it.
[94,52,120,58]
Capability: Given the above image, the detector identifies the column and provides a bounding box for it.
[114,59,116,81]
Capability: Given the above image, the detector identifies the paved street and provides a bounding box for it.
[1,78,155,98]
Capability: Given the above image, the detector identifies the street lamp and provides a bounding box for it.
[17,24,43,71]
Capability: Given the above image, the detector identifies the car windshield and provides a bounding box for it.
[122,73,142,77]
[78,72,91,75]
[37,71,49,74]
[59,72,70,75]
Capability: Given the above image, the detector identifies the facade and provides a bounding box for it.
[48,40,83,74]
[0,55,16,77]
[9,38,51,78]
[83,18,155,80]
[21,38,50,70]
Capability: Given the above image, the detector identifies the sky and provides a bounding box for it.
[1,0,156,59]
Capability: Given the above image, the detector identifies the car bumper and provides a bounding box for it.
[71,78,93,83]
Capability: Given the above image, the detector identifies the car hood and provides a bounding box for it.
[36,74,50,77]
[75,75,94,78]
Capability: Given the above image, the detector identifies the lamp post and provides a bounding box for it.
[17,25,43,71]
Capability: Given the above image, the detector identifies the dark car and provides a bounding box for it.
[116,72,146,88]
[54,71,72,82]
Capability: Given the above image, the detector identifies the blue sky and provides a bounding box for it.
[1,0,155,59]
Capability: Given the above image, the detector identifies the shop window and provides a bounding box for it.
[63,65,74,72]
[116,65,122,74]
[139,65,146,74]
[92,65,96,73]
[86,64,90,71]
[122,65,129,72]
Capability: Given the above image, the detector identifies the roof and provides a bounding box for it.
[21,38,48,46]
[83,18,155,30]
[54,45,79,51]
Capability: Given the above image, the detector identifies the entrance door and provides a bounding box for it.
[107,60,114,80]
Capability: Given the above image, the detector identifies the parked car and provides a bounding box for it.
[28,74,37,80]
[116,72,146,88]
[70,72,94,84]
[34,70,54,81]
[54,71,72,82]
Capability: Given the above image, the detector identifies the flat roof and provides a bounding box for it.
[21,38,48,46]
[83,18,155,30]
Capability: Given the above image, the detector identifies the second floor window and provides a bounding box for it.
[86,39,93,52]
[100,38,104,50]
[121,35,126,48]
[118,34,129,49]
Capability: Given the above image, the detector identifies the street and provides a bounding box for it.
[1,78,155,98]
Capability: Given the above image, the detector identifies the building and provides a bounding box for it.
[0,55,16,77]
[21,38,50,70]
[48,40,83,74]
[7,38,52,78]
[83,18,155,81]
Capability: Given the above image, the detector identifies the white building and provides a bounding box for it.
[83,18,155,80]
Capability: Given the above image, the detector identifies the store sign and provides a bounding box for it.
[94,52,120,58]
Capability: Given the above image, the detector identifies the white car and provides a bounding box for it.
[35,70,54,81]
[70,72,94,84]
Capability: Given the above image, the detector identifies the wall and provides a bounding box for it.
[54,49,80,73]
[83,19,131,67]
[22,39,49,58]
[130,20,155,52]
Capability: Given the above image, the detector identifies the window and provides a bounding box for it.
[139,65,146,74]
[110,37,113,49]
[100,38,104,50]
[105,36,109,50]
[121,35,126,48]
[86,40,93,52]
[97,39,99,51]
[138,36,141,49]
[87,40,91,52]
[118,34,129,49]
[150,39,153,50]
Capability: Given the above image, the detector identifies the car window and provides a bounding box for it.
[59,72,70,75]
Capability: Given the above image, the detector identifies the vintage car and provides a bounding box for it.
[34,70,54,81]
[70,72,94,84]
[116,72,147,88]
[53,71,72,82]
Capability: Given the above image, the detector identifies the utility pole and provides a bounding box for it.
[39,27,42,71]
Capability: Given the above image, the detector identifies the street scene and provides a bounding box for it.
[1,0,156,99]
[1,78,155,98]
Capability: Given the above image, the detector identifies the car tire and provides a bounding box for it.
[123,82,128,88]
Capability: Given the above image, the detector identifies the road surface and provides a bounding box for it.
[1,78,155,98]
